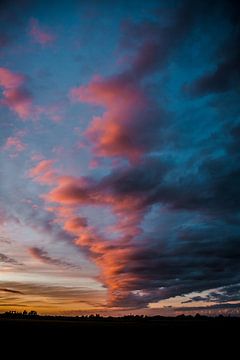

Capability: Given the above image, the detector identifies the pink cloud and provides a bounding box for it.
[0,67,24,88]
[29,18,56,46]
[4,136,26,152]
[70,76,147,162]
[0,67,33,119]
[64,217,88,233]
[2,87,33,119]
[69,18,171,165]
[29,159,55,177]
[28,159,57,184]
[3,131,27,157]
[69,69,165,165]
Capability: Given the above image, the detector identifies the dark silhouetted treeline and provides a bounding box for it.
[0,310,239,324]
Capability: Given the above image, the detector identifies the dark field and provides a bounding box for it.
[1,316,239,353]
[1,315,239,333]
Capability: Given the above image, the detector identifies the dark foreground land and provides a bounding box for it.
[1,313,239,333]
[1,314,239,352]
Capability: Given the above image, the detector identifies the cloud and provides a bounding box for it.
[120,2,197,78]
[0,67,33,119]
[70,1,224,164]
[0,69,64,122]
[0,67,23,88]
[0,281,105,309]
[4,136,26,152]
[28,246,81,269]
[25,1,240,311]
[29,159,55,177]
[0,0,38,51]
[70,75,166,162]
[0,253,21,265]
[175,302,240,313]
[69,3,198,162]
[3,131,27,157]
[185,0,240,96]
[28,159,57,184]
[0,288,23,295]
[186,56,240,96]
[40,140,240,308]
[29,18,56,46]
[64,217,88,232]
[182,284,240,304]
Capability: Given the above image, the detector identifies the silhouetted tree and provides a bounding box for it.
[28,310,38,316]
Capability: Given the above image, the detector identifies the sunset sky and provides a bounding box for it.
[0,0,240,316]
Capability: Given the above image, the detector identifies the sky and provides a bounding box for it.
[0,0,240,316]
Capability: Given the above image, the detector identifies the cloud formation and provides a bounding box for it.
[30,0,239,310]
[0,67,33,119]
[69,3,198,162]
[1,0,240,314]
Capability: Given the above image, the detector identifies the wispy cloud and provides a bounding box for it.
[29,18,56,46]
[0,288,23,295]
[0,253,21,266]
[28,246,81,270]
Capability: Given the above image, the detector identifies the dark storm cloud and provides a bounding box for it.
[182,284,240,304]
[228,125,240,155]
[98,148,240,218]
[100,158,171,195]
[185,0,240,96]
[109,231,240,307]
[187,54,240,96]
[47,142,240,308]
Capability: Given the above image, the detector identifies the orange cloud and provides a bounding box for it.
[34,166,147,307]
[64,217,88,233]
